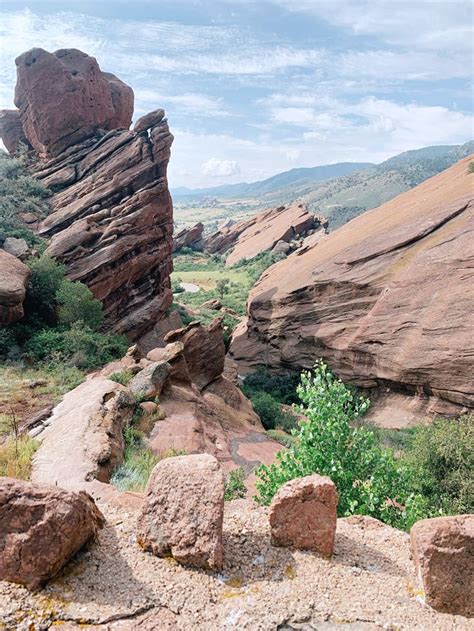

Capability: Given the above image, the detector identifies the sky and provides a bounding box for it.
[0,0,473,188]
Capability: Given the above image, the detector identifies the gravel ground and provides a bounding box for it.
[0,500,472,631]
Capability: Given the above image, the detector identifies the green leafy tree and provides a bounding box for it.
[216,278,230,300]
[255,361,426,530]
[56,279,103,330]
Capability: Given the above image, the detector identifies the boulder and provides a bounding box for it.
[146,341,184,363]
[129,361,171,399]
[411,515,474,617]
[0,109,31,153]
[272,240,291,255]
[140,401,159,416]
[0,249,31,325]
[136,454,225,570]
[30,378,135,491]
[201,298,222,310]
[230,156,474,419]
[133,108,165,133]
[0,477,104,590]
[13,48,133,156]
[3,237,29,260]
[269,475,338,556]
[173,222,205,252]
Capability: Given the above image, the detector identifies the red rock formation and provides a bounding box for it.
[173,222,205,252]
[0,47,174,338]
[230,156,474,421]
[14,48,133,156]
[0,250,31,324]
[0,109,31,153]
[203,203,326,266]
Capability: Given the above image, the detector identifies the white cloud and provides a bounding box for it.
[133,89,232,119]
[201,158,241,177]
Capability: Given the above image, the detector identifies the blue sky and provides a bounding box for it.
[1,0,473,187]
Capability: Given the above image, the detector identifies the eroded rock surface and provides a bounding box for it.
[173,222,205,252]
[269,475,338,556]
[411,514,474,617]
[0,249,31,325]
[231,156,474,420]
[137,454,225,570]
[0,477,104,590]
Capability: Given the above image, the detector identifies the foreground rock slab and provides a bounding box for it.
[269,474,338,556]
[411,514,474,617]
[0,477,104,590]
[137,454,225,570]
[0,249,31,325]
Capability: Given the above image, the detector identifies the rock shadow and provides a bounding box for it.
[332,531,406,577]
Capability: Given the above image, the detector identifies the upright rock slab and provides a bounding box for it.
[137,454,225,570]
[0,477,104,590]
[269,475,338,556]
[411,515,474,617]
[0,249,31,325]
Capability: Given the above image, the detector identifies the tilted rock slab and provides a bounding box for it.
[411,515,474,617]
[173,222,204,252]
[128,360,171,399]
[269,474,338,556]
[0,249,31,325]
[231,156,474,418]
[31,378,135,491]
[0,477,104,590]
[137,454,225,570]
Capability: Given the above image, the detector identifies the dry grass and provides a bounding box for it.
[0,434,39,479]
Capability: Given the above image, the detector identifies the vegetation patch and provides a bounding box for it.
[224,466,247,500]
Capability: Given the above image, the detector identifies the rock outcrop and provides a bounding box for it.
[137,454,225,570]
[411,515,474,617]
[0,250,31,325]
[0,109,30,154]
[1,48,174,338]
[269,475,338,556]
[231,156,474,422]
[0,477,104,590]
[204,203,326,266]
[173,222,205,252]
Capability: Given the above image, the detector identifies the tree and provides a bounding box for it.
[216,278,230,300]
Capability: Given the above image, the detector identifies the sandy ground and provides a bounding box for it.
[0,500,472,631]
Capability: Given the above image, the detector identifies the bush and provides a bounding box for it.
[250,391,298,431]
[109,369,134,386]
[56,280,103,330]
[0,434,39,479]
[468,161,474,174]
[25,255,66,326]
[224,467,247,500]
[242,368,300,405]
[255,361,427,530]
[404,415,473,515]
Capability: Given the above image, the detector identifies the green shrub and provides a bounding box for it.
[250,391,298,431]
[224,466,247,500]
[242,368,300,405]
[25,255,66,326]
[267,428,299,449]
[468,161,474,174]
[255,361,426,530]
[109,369,134,386]
[404,415,473,515]
[56,280,103,330]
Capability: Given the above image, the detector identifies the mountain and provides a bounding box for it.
[171,162,373,200]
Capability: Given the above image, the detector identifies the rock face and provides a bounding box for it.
[137,454,225,570]
[0,477,104,590]
[0,249,31,325]
[269,475,338,556]
[203,203,326,266]
[31,378,135,491]
[231,156,474,420]
[14,48,133,156]
[0,48,174,338]
[3,237,29,260]
[173,222,205,252]
[128,360,171,399]
[411,515,474,617]
[0,109,30,153]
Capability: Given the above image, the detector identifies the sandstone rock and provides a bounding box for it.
[3,237,29,260]
[173,222,205,252]
[411,515,474,617]
[139,401,159,416]
[269,475,338,556]
[146,341,184,363]
[133,108,165,133]
[137,454,225,570]
[203,203,323,266]
[13,48,133,156]
[0,249,31,324]
[129,361,171,399]
[0,477,104,589]
[272,239,291,255]
[0,109,31,153]
[31,378,135,491]
[201,298,222,310]
[164,319,225,390]
[231,156,474,418]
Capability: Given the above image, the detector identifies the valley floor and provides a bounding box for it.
[0,499,469,630]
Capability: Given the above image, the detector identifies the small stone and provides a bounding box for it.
[3,237,29,260]
[129,361,171,399]
[269,474,338,557]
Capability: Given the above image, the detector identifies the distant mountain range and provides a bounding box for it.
[173,141,474,231]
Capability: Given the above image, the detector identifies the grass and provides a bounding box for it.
[172,268,248,291]
[0,434,39,479]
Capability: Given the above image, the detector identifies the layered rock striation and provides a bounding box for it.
[231,156,474,420]
[0,48,174,338]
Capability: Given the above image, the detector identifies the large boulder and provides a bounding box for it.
[0,249,30,325]
[128,361,171,399]
[137,454,225,570]
[173,222,204,252]
[0,109,31,153]
[230,156,474,421]
[269,475,338,556]
[13,48,133,156]
[3,237,29,260]
[133,108,165,134]
[30,378,135,491]
[0,477,104,590]
[411,515,474,617]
